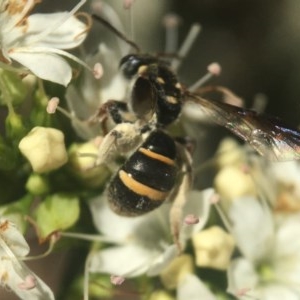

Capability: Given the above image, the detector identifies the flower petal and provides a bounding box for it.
[177,274,216,300]
[89,194,171,245]
[229,196,275,262]
[179,188,214,242]
[147,245,178,276]
[0,260,55,300]
[274,214,300,257]
[258,284,300,300]
[273,214,300,288]
[89,245,158,277]
[23,13,87,49]
[0,219,29,256]
[227,257,259,297]
[9,51,72,86]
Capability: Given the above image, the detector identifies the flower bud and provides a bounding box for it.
[160,255,194,290]
[25,174,50,195]
[149,290,174,300]
[5,112,27,143]
[192,226,235,270]
[18,127,68,173]
[214,166,256,201]
[68,140,110,188]
[216,138,244,168]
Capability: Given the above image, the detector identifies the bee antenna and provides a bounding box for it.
[92,14,140,53]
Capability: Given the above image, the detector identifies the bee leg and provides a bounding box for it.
[95,122,143,168]
[169,145,193,253]
[88,100,130,135]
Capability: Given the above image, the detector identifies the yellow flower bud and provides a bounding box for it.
[160,255,194,290]
[149,290,174,300]
[214,166,256,201]
[192,226,235,270]
[216,138,245,168]
[19,127,68,173]
[68,139,110,188]
[69,140,99,171]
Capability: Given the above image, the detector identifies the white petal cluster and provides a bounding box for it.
[0,218,54,300]
[227,195,300,299]
[0,0,89,86]
[87,189,214,278]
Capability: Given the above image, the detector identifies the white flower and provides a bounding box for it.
[87,188,214,278]
[65,42,128,139]
[192,226,235,270]
[227,196,300,299]
[65,0,170,139]
[18,126,68,173]
[177,274,217,300]
[269,161,300,212]
[159,254,217,300]
[0,0,89,86]
[0,218,54,300]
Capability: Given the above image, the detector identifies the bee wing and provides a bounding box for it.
[131,76,157,119]
[187,94,300,161]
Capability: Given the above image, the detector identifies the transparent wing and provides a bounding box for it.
[186,94,300,161]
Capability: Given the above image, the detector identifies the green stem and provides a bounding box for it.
[0,73,15,114]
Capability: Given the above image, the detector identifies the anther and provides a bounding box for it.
[163,13,181,53]
[46,97,60,114]
[171,23,201,70]
[184,214,199,225]
[110,275,125,285]
[189,62,222,92]
[93,62,103,79]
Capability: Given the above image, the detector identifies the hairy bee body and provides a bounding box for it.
[108,130,178,216]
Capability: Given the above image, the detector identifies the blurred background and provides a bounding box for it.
[2,0,300,299]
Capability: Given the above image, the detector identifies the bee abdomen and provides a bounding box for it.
[108,130,178,216]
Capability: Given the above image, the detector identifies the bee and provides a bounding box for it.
[91,14,300,240]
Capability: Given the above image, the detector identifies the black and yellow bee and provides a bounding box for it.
[92,14,300,221]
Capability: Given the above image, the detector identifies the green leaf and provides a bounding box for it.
[0,69,27,106]
[2,194,34,233]
[35,193,80,239]
[0,137,18,170]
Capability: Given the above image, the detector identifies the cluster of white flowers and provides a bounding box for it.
[0,1,300,300]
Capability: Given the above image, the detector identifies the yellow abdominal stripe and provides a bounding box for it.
[138,147,175,165]
[119,170,168,201]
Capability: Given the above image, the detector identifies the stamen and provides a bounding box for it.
[211,194,233,235]
[188,62,222,92]
[207,62,222,76]
[46,98,91,135]
[110,275,125,285]
[12,46,94,74]
[184,214,199,225]
[83,252,93,300]
[22,233,59,261]
[171,23,202,70]
[60,231,118,243]
[93,62,104,79]
[163,13,181,53]
[218,86,243,107]
[124,0,135,44]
